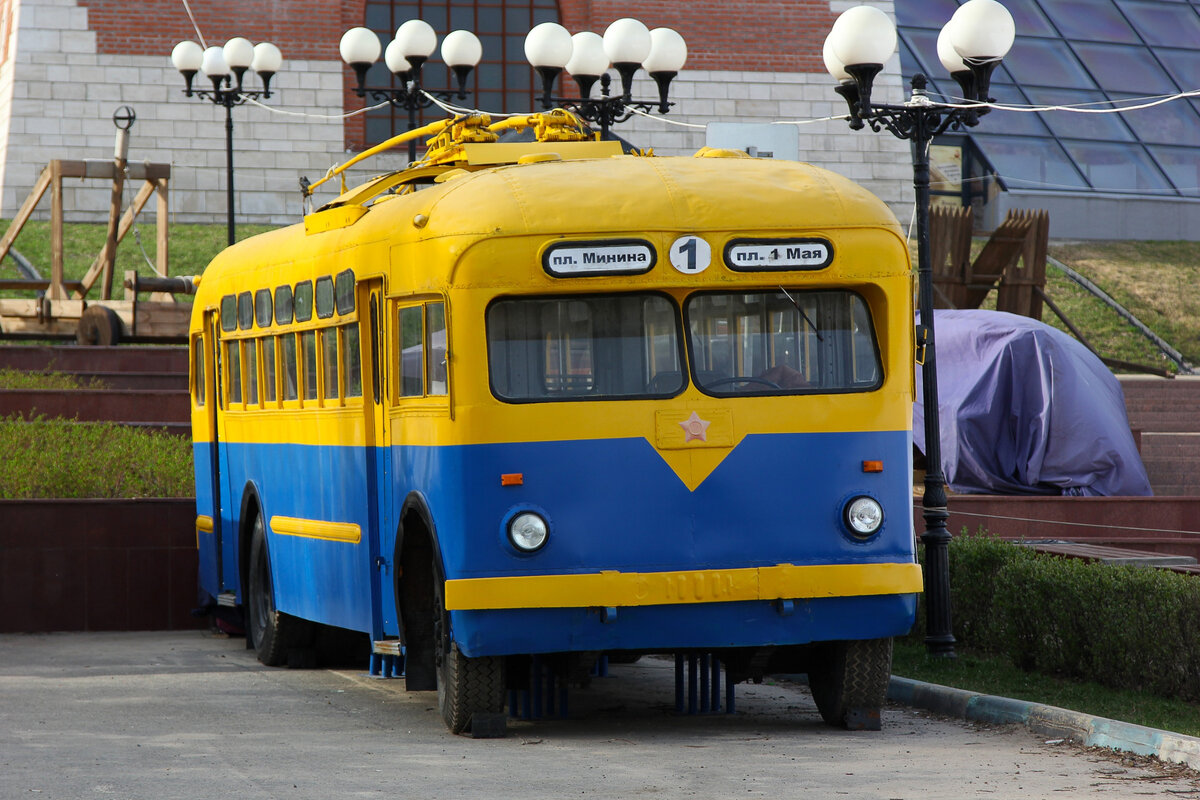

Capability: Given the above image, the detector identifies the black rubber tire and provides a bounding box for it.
[75,305,123,346]
[246,514,313,667]
[433,567,506,734]
[809,637,893,731]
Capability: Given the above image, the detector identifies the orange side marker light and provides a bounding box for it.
[862,460,883,473]
[501,473,524,486]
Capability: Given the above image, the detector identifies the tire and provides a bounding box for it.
[809,637,893,731]
[433,566,506,734]
[246,513,313,667]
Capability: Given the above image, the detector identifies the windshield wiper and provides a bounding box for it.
[778,287,823,341]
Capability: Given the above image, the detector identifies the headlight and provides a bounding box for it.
[843,496,884,538]
[508,511,549,552]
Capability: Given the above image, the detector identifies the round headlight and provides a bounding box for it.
[508,512,549,552]
[844,496,884,538]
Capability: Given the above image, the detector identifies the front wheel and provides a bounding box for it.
[808,637,893,731]
[247,513,313,666]
[433,567,506,734]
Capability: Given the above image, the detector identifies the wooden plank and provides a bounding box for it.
[57,160,170,181]
[1022,540,1197,567]
[132,301,191,338]
[963,213,1033,310]
[0,279,85,292]
[929,205,973,309]
[0,298,86,337]
[153,178,173,303]
[100,156,127,300]
[996,209,1050,318]
[0,165,53,267]
[49,162,65,301]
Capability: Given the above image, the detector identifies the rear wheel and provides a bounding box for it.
[247,513,313,666]
[433,565,506,734]
[809,637,893,731]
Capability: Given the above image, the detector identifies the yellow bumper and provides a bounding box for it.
[445,562,923,611]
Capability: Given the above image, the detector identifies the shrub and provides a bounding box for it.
[949,532,1200,702]
[0,415,193,498]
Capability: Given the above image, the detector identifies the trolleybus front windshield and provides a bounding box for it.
[686,290,882,396]
[486,290,881,402]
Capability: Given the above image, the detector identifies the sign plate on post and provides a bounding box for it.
[543,239,656,276]
[724,238,834,271]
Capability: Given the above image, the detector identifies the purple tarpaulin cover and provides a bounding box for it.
[914,309,1152,497]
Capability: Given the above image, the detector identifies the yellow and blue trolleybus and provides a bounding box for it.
[189,112,922,734]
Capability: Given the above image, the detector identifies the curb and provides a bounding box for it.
[888,675,1200,771]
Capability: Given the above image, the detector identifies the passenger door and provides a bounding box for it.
[360,279,393,638]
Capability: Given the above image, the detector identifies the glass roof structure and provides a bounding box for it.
[895,0,1200,198]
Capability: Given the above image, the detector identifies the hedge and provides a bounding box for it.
[0,415,193,499]
[910,533,1200,702]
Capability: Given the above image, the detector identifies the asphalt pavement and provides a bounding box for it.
[2,631,1199,799]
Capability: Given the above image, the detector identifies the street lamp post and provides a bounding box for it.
[824,0,1016,657]
[524,19,687,140]
[171,38,283,247]
[339,22,483,162]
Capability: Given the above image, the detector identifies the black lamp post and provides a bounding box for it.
[171,38,282,247]
[340,22,482,162]
[524,19,687,141]
[824,0,1016,658]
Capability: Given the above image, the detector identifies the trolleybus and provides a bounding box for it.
[189,111,922,734]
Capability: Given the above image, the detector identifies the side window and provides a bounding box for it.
[192,336,205,407]
[226,339,242,405]
[397,302,448,398]
[343,323,363,399]
[335,270,355,315]
[220,296,237,331]
[427,302,447,396]
[399,305,424,397]
[295,281,314,323]
[321,327,339,401]
[245,338,259,406]
[301,330,318,401]
[275,285,294,325]
[255,288,273,329]
[315,276,335,319]
[262,336,277,403]
[237,292,254,331]
[281,332,298,402]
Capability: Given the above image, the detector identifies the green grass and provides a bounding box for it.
[0,366,107,390]
[0,219,278,299]
[0,415,193,499]
[893,641,1200,737]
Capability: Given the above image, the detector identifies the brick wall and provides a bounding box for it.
[558,0,838,74]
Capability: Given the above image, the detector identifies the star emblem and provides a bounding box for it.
[679,411,711,443]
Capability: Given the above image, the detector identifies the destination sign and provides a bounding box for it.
[724,238,834,271]
[543,239,657,277]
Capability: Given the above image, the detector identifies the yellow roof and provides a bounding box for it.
[194,148,903,311]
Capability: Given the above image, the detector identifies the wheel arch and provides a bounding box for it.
[237,481,265,605]
[392,491,444,691]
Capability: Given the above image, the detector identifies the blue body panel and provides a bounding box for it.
[195,428,917,653]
